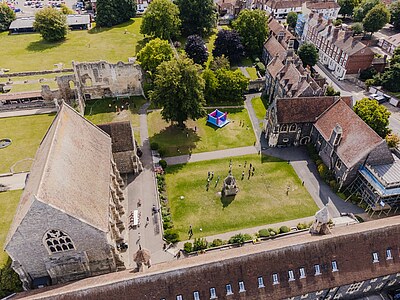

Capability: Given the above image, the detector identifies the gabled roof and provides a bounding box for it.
[263,35,287,60]
[5,104,112,247]
[275,96,351,124]
[314,100,384,168]
[306,1,340,10]
[268,18,294,40]
[9,15,91,30]
[267,56,285,78]
[266,0,302,9]
[98,121,135,153]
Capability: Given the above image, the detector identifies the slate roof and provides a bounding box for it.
[9,14,91,30]
[276,96,345,123]
[5,104,112,247]
[0,91,42,102]
[306,1,340,10]
[386,33,400,47]
[266,0,302,9]
[369,155,400,187]
[314,100,384,168]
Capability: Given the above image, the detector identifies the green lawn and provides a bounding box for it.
[0,190,22,267]
[0,18,144,72]
[252,97,267,120]
[0,74,68,93]
[0,114,55,174]
[148,108,255,157]
[246,67,258,80]
[165,155,317,238]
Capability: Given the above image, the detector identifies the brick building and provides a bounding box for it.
[4,104,127,290]
[12,216,400,300]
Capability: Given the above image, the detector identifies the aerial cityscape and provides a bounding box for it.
[0,0,400,299]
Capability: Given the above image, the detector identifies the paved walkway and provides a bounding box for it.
[124,102,174,267]
[0,172,28,190]
[0,107,56,118]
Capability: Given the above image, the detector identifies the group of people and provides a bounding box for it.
[241,160,255,180]
[206,171,220,191]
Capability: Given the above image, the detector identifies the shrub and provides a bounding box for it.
[229,233,246,245]
[279,226,290,234]
[297,223,308,230]
[243,233,253,241]
[150,142,159,150]
[210,239,224,247]
[267,228,278,236]
[255,62,266,76]
[258,229,270,237]
[163,221,173,230]
[337,192,346,200]
[0,258,23,298]
[193,238,208,251]
[183,242,193,253]
[269,230,276,236]
[164,229,180,243]
[386,133,400,148]
[333,19,343,26]
[359,67,377,81]
[158,148,166,157]
[329,179,337,191]
[159,159,168,169]
[317,163,329,180]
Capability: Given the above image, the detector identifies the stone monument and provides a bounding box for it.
[222,174,239,197]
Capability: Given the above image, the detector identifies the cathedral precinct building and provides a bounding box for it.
[4,104,129,289]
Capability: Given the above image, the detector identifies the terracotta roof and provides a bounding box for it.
[0,91,42,102]
[276,96,351,123]
[314,99,384,168]
[263,35,286,60]
[267,56,285,78]
[266,0,302,9]
[268,18,294,40]
[5,104,112,247]
[306,1,340,10]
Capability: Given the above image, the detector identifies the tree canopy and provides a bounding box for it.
[232,9,269,56]
[150,56,206,126]
[212,29,244,63]
[140,0,180,39]
[362,3,390,35]
[353,0,380,21]
[0,3,15,31]
[175,0,216,36]
[185,35,208,65]
[33,7,68,42]
[338,0,359,16]
[209,55,230,71]
[137,38,173,76]
[353,98,391,138]
[298,42,319,67]
[286,12,298,29]
[351,22,364,34]
[95,0,136,27]
[390,1,400,30]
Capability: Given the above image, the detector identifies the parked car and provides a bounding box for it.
[369,93,389,104]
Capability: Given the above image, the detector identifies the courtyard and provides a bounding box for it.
[165,154,318,239]
[148,108,256,157]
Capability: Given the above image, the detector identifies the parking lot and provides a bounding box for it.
[5,0,82,16]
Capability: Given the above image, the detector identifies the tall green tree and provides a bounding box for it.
[390,1,400,30]
[363,3,390,36]
[185,34,209,65]
[150,57,206,127]
[286,12,298,29]
[141,0,180,39]
[95,0,136,27]
[232,9,269,56]
[353,0,380,21]
[215,69,249,103]
[202,69,218,103]
[353,98,391,138]
[137,38,173,76]
[175,0,216,36]
[33,7,68,42]
[351,22,364,34]
[212,29,244,63]
[209,55,230,71]
[298,42,319,67]
[338,0,359,16]
[0,3,15,31]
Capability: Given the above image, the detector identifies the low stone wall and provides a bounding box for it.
[0,69,73,78]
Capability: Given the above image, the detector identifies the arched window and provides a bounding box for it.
[289,124,297,132]
[43,230,75,254]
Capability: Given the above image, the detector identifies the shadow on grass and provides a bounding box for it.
[221,194,235,208]
[84,96,146,117]
[88,19,136,34]
[151,125,200,156]
[135,37,151,54]
[261,155,285,164]
[26,39,65,52]
[165,163,187,175]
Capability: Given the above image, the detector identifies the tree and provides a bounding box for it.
[325,85,341,96]
[140,0,180,39]
[286,12,298,29]
[351,22,364,34]
[150,56,206,127]
[390,1,400,30]
[0,259,23,298]
[333,19,343,26]
[60,4,74,14]
[202,69,218,103]
[0,3,15,31]
[338,0,359,16]
[212,29,244,63]
[33,8,68,42]
[209,55,230,71]
[95,0,136,27]
[185,34,208,65]
[353,98,391,138]
[215,69,249,103]
[137,38,173,76]
[386,133,400,148]
[380,63,400,92]
[298,42,319,67]
[232,9,269,56]
[175,0,216,36]
[363,3,390,36]
[353,0,380,21]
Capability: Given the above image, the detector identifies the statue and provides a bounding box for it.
[310,206,331,235]
[222,174,238,197]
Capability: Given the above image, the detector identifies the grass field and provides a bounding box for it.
[252,97,267,120]
[0,190,22,267]
[0,114,55,174]
[246,67,258,80]
[165,155,317,238]
[148,108,255,157]
[0,74,66,93]
[0,18,144,72]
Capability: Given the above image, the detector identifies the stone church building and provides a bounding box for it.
[4,104,127,289]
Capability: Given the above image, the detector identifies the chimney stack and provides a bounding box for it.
[327,25,332,35]
[332,27,339,41]
[344,30,352,41]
